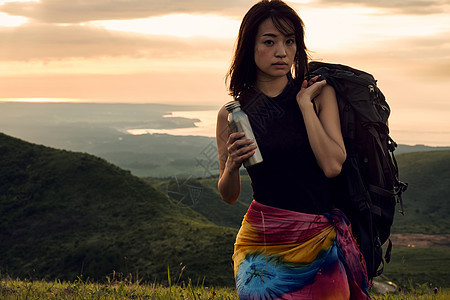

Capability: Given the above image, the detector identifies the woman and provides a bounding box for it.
[216,0,371,299]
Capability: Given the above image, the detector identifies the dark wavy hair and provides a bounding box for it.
[226,0,309,99]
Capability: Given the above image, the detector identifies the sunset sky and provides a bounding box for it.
[1,0,449,146]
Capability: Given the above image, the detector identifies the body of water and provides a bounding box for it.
[127,110,218,137]
[1,100,448,147]
[127,110,450,147]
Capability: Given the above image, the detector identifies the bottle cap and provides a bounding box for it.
[225,101,241,112]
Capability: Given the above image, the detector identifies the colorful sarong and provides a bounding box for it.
[233,200,371,300]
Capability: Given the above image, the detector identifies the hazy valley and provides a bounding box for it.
[1,102,449,179]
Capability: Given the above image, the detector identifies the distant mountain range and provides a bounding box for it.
[396,144,450,154]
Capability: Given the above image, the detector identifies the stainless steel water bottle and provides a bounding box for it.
[225,101,263,168]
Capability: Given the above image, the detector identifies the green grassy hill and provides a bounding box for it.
[151,151,450,234]
[146,174,253,229]
[392,150,450,233]
[0,133,236,286]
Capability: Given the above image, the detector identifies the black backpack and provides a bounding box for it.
[308,61,408,280]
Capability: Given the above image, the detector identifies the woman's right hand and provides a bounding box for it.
[297,78,326,109]
[225,132,257,171]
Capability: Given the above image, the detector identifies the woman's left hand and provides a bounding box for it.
[296,75,327,110]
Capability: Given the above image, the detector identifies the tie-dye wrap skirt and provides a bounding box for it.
[233,200,371,300]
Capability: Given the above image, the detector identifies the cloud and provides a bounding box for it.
[380,33,450,79]
[313,30,450,80]
[316,0,450,14]
[2,0,449,25]
[399,36,450,79]
[0,0,248,23]
[0,72,230,104]
[0,24,232,61]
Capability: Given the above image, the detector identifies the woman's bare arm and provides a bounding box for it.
[297,80,346,178]
[216,104,257,204]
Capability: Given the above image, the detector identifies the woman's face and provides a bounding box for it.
[254,18,297,83]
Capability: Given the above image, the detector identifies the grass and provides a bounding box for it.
[382,248,450,288]
[0,274,238,300]
[392,151,450,234]
[1,275,449,300]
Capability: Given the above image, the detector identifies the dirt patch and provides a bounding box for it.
[389,233,450,250]
[371,280,398,294]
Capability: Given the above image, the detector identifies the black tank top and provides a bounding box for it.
[239,81,332,214]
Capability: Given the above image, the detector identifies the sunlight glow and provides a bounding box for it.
[287,0,313,3]
[0,12,28,27]
[0,57,229,76]
[299,6,450,50]
[0,0,39,3]
[89,14,240,38]
[0,98,91,103]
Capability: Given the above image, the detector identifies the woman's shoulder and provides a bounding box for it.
[218,101,234,118]
[217,101,236,128]
[315,84,339,118]
[216,102,233,144]
[315,84,337,105]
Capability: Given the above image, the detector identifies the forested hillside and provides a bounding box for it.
[392,151,450,233]
[0,133,236,286]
